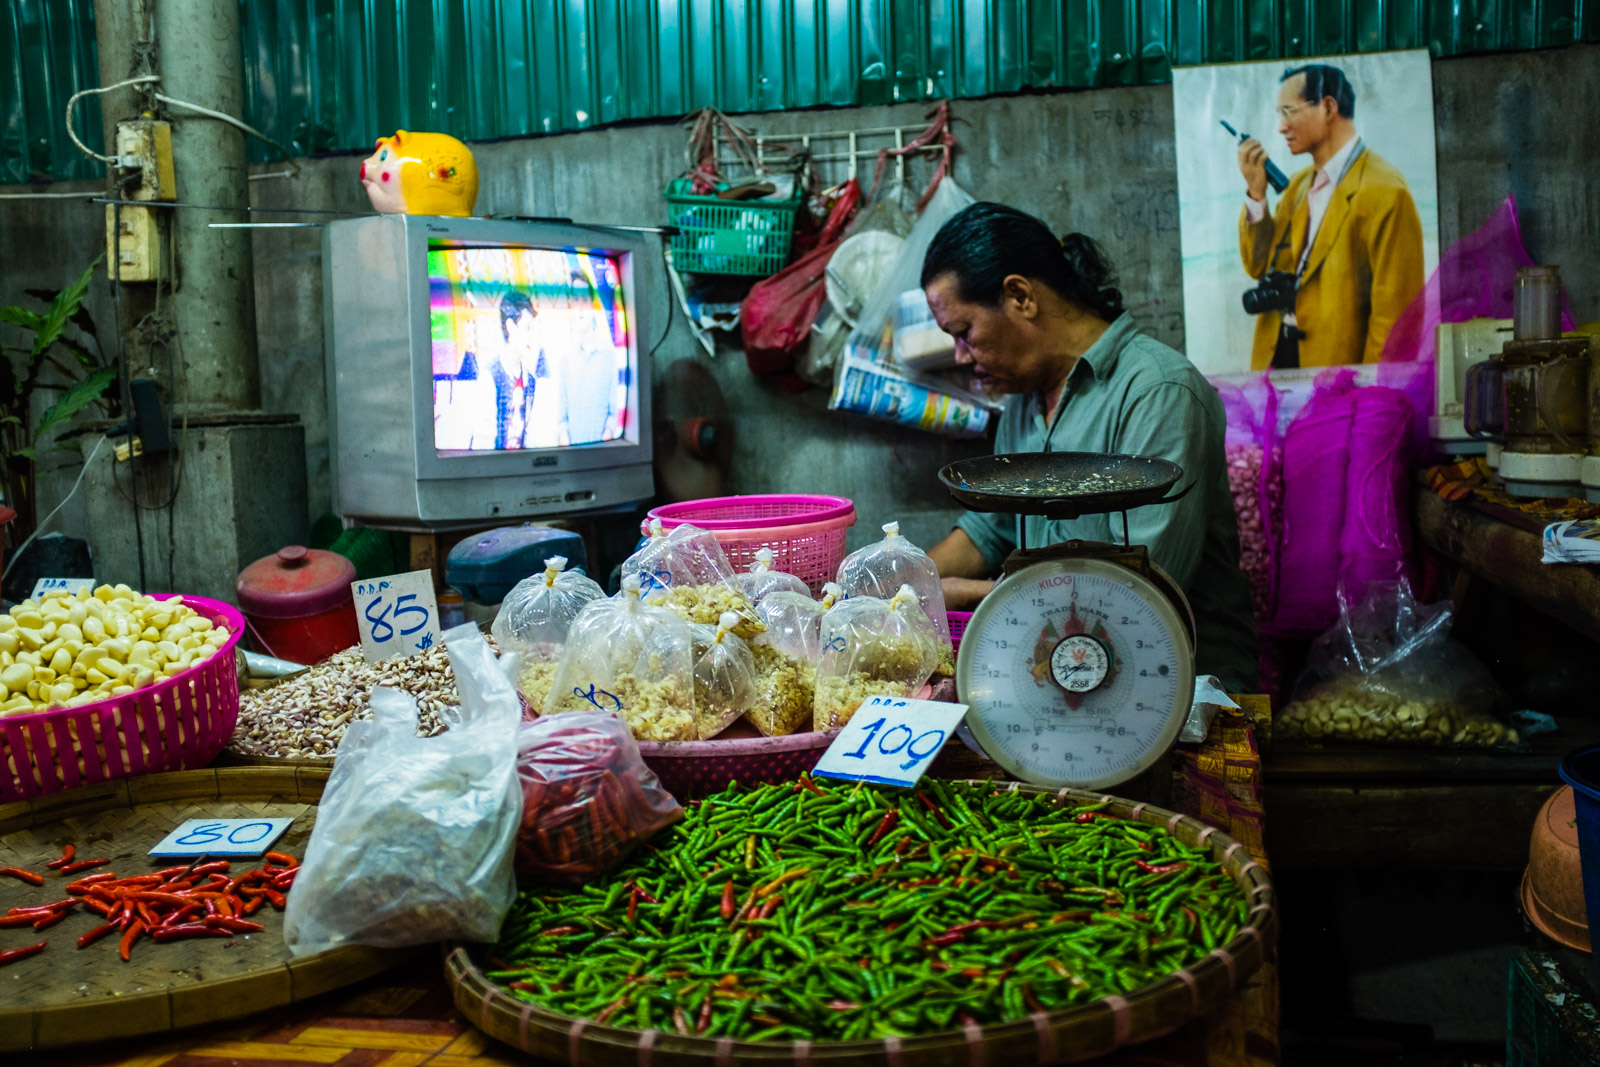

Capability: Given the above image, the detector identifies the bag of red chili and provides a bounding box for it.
[514,711,682,884]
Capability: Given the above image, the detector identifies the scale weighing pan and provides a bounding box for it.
[939,452,1187,520]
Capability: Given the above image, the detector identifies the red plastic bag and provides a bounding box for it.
[739,179,860,388]
[513,711,682,884]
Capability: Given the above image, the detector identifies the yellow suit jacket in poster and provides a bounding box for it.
[1238,148,1424,371]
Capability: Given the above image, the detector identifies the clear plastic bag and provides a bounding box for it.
[513,710,682,884]
[733,547,810,604]
[543,576,699,742]
[836,521,955,675]
[814,583,938,730]
[624,519,766,640]
[1278,580,1520,748]
[283,625,520,955]
[746,590,828,736]
[689,611,758,739]
[491,555,605,711]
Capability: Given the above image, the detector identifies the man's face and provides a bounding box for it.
[923,273,1054,395]
[503,309,538,362]
[1276,74,1333,156]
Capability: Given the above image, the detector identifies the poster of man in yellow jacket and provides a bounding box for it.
[1171,51,1439,377]
[1235,64,1425,370]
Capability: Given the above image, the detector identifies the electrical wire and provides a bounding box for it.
[1,436,108,584]
[647,241,677,362]
[66,75,161,163]
[0,191,99,200]
[152,93,301,174]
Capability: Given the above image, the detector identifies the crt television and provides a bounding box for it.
[323,213,657,529]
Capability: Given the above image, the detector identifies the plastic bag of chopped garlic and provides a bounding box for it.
[542,576,698,742]
[743,584,836,736]
[491,556,605,713]
[623,520,766,640]
[836,521,956,676]
[733,547,810,604]
[688,612,758,739]
[1278,579,1520,748]
[814,583,938,731]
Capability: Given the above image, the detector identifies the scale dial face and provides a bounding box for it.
[956,556,1196,791]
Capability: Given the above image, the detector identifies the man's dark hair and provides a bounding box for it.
[1281,63,1355,119]
[500,290,535,337]
[920,203,1124,322]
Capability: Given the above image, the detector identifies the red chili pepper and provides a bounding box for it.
[0,915,42,928]
[44,845,76,870]
[757,896,782,921]
[0,868,44,887]
[696,993,713,1033]
[58,859,112,876]
[72,872,118,886]
[112,874,163,887]
[1074,812,1101,824]
[865,809,899,849]
[136,902,159,928]
[1181,906,1199,938]
[215,897,235,919]
[119,919,145,962]
[915,791,952,829]
[626,885,640,923]
[151,923,231,943]
[271,870,297,891]
[187,861,231,878]
[798,776,826,797]
[539,925,580,937]
[163,903,205,926]
[226,892,246,915]
[33,910,72,931]
[264,852,298,868]
[1132,859,1188,875]
[0,941,48,966]
[8,899,75,916]
[719,880,735,920]
[204,915,264,934]
[131,891,192,907]
[76,923,116,949]
[80,898,113,918]
[264,889,287,910]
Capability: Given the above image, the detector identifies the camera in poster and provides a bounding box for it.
[1172,50,1440,376]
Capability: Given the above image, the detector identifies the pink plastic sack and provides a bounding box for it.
[1272,373,1358,636]
[1340,386,1415,598]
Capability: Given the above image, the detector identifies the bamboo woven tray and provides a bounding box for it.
[443,781,1276,1066]
[0,766,412,1052]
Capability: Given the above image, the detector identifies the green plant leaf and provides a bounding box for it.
[32,255,103,360]
[14,447,34,460]
[56,336,101,369]
[0,306,45,331]
[32,365,116,444]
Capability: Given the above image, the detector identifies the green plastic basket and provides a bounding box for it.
[663,178,802,276]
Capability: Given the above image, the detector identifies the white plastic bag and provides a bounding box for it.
[837,521,956,675]
[492,556,605,710]
[746,590,828,736]
[690,611,758,739]
[814,583,938,730]
[733,547,810,604]
[283,625,520,955]
[544,576,698,741]
[624,519,765,639]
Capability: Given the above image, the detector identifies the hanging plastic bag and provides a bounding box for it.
[492,556,606,711]
[623,519,765,639]
[734,547,810,604]
[284,625,520,955]
[814,584,938,730]
[836,521,955,675]
[513,710,682,884]
[689,612,759,739]
[543,576,698,741]
[745,587,833,736]
[1272,373,1358,636]
[1211,374,1282,624]
[1277,580,1519,748]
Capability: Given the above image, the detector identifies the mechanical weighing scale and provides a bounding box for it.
[939,452,1198,793]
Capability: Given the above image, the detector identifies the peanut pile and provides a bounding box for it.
[1226,443,1283,622]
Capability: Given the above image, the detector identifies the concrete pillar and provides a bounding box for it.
[150,0,261,412]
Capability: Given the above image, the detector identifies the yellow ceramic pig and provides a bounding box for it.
[359,130,479,217]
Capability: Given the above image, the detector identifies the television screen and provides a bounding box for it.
[428,244,632,453]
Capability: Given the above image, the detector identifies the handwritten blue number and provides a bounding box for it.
[877,724,913,756]
[574,684,622,712]
[364,598,394,642]
[393,593,430,636]
[176,822,226,846]
[845,717,886,760]
[901,729,946,770]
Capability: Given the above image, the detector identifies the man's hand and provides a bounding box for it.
[1238,137,1269,202]
[941,577,996,611]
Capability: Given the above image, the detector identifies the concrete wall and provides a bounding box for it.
[4,44,1599,572]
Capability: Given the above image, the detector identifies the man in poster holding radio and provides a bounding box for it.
[1235,63,1425,370]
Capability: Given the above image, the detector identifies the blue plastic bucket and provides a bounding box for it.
[1558,746,1600,982]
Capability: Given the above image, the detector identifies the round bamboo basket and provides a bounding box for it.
[443,780,1276,1066]
[0,766,413,1052]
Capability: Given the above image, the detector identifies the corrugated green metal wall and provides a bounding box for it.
[5,0,1597,184]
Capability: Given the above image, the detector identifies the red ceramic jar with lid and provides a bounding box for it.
[235,545,360,665]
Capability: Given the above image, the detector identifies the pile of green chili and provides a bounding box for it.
[485,777,1248,1041]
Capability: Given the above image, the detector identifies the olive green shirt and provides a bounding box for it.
[956,314,1259,689]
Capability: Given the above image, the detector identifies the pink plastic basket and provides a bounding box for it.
[0,595,245,802]
[643,495,856,595]
[948,610,973,653]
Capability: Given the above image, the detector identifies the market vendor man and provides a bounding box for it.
[923,203,1259,690]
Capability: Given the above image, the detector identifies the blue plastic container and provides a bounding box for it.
[1558,745,1600,986]
[445,526,588,608]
